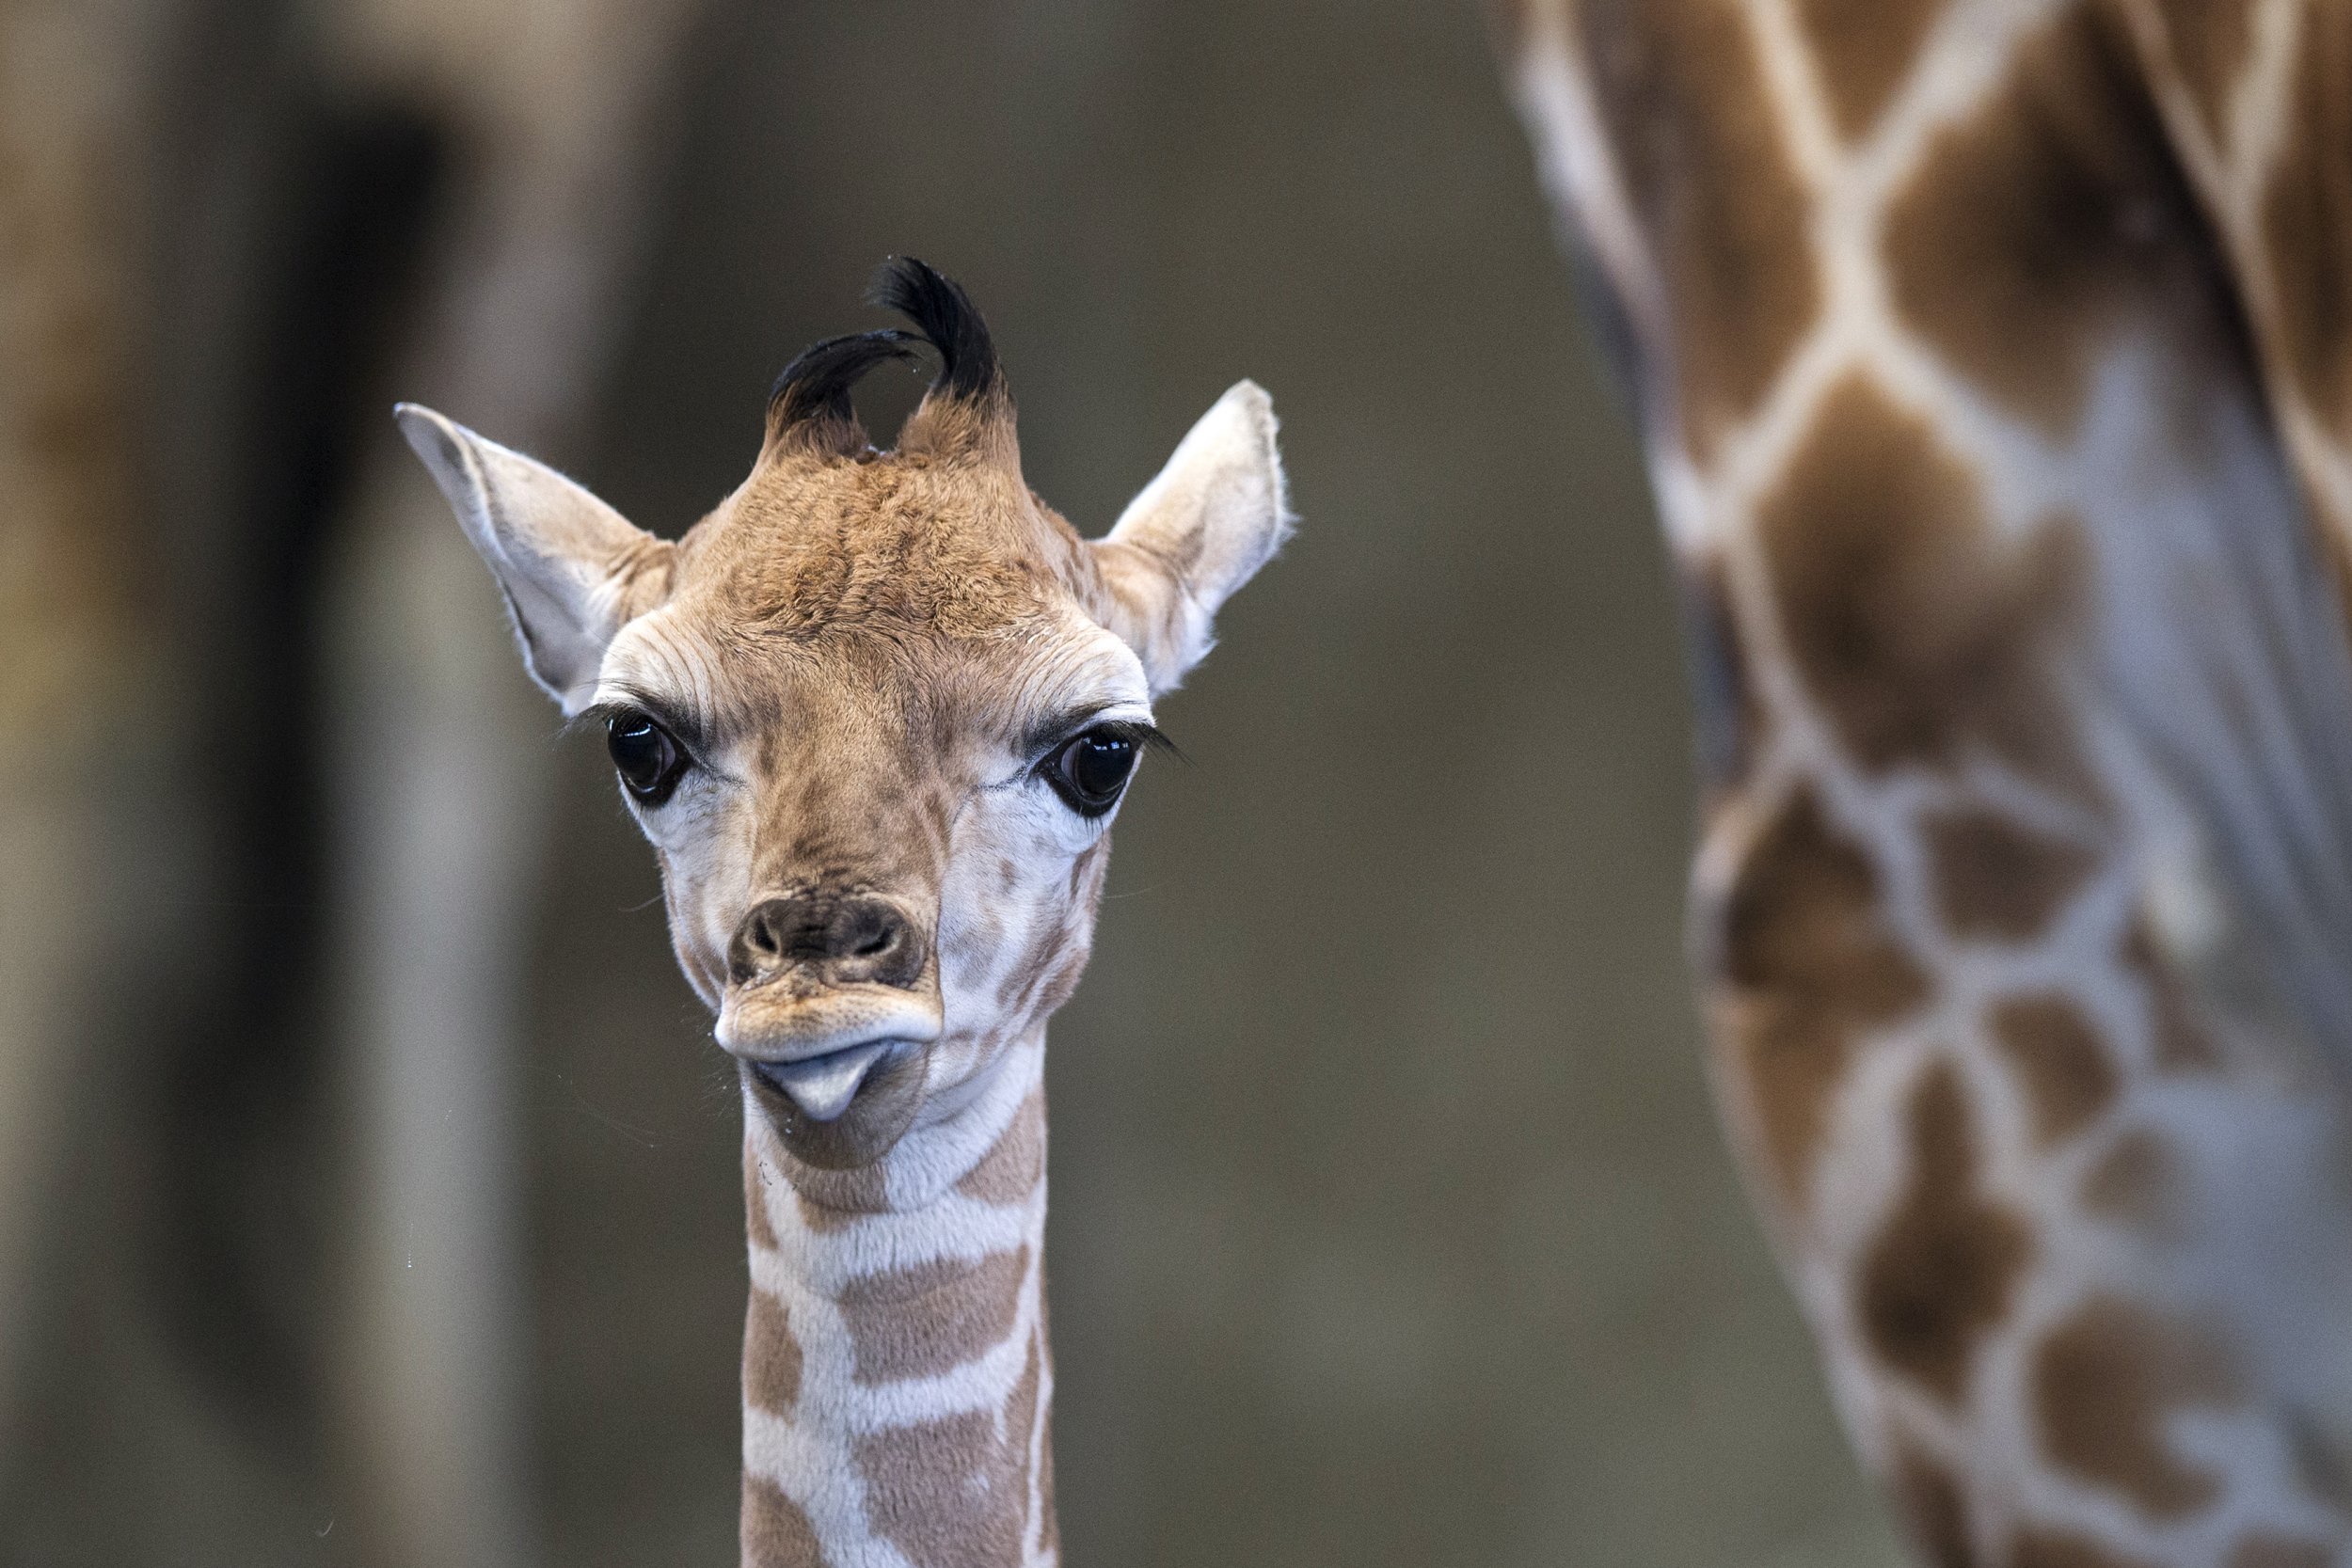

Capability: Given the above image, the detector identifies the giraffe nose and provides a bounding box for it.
[729,894,926,990]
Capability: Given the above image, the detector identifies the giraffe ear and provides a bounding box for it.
[1089,380,1293,693]
[395,404,675,715]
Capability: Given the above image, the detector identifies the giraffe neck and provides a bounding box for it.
[1506,2,2352,1563]
[739,1034,1057,1568]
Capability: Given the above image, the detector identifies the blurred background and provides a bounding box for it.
[0,0,1905,1563]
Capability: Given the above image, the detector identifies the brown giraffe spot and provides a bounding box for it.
[2260,5,2352,442]
[1927,808,2097,942]
[2081,1130,2182,1237]
[746,1146,781,1251]
[1005,1326,1045,1544]
[2149,0,2255,150]
[957,1088,1045,1205]
[1790,0,1943,141]
[2010,1528,2160,1568]
[1989,993,2117,1146]
[1891,1442,1974,1568]
[1578,0,1820,456]
[840,1247,1028,1386]
[2121,921,2223,1070]
[1858,1061,2033,1403]
[1716,786,1932,1203]
[1033,1364,1057,1557]
[2229,1537,2337,1568]
[1884,8,2232,436]
[1755,375,2089,785]
[1677,548,1758,798]
[853,1338,1037,1568]
[741,1477,832,1568]
[793,1189,866,1232]
[2034,1295,2235,1518]
[744,1288,803,1414]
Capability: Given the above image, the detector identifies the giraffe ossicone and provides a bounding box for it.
[398,256,1290,1566]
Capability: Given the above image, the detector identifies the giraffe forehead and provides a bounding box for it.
[676,450,1084,641]
[603,595,1146,774]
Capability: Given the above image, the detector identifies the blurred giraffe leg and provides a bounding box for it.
[310,2,704,1560]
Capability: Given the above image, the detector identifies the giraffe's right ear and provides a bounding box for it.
[1089,380,1293,694]
[395,404,675,715]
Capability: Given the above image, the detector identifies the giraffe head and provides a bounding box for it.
[398,259,1288,1179]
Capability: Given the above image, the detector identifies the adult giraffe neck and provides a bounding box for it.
[738,1032,1057,1568]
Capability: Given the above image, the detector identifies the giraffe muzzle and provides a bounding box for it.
[716,984,945,1117]
[716,895,944,1123]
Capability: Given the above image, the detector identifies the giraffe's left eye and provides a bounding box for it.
[607,710,688,805]
[1042,727,1141,817]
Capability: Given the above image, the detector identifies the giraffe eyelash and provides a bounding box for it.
[1022,716,1183,770]
[574,698,707,754]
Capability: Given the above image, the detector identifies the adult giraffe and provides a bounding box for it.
[1502,3,2352,1565]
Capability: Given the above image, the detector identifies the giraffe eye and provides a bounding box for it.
[1043,727,1141,817]
[607,709,688,805]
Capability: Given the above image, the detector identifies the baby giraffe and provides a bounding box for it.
[395,259,1288,1567]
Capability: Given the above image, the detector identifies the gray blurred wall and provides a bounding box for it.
[0,1,1904,1564]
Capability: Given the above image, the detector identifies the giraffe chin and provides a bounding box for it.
[741,1039,929,1170]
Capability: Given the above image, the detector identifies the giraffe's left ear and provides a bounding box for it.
[395,404,675,715]
[1089,380,1294,693]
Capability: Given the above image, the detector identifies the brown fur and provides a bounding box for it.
[2033,1296,2235,1517]
[957,1089,1047,1205]
[2258,4,2352,441]
[696,456,1070,647]
[742,1478,833,1568]
[1789,0,1944,141]
[1989,994,2118,1147]
[1857,1061,2034,1402]
[1756,375,2089,785]
[1716,785,1932,1203]
[1926,809,2098,942]
[1578,0,1820,457]
[793,1185,872,1234]
[1893,1441,1976,1568]
[2147,0,2256,149]
[853,1334,1041,1568]
[744,1289,803,1414]
[1030,1321,1057,1560]
[1883,8,2231,436]
[840,1248,1030,1385]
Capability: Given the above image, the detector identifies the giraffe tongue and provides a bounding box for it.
[762,1041,893,1122]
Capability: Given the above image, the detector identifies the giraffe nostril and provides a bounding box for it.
[729,894,924,989]
[747,911,784,958]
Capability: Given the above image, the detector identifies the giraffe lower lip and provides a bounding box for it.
[748,1041,896,1122]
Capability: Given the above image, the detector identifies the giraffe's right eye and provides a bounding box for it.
[607,710,688,805]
